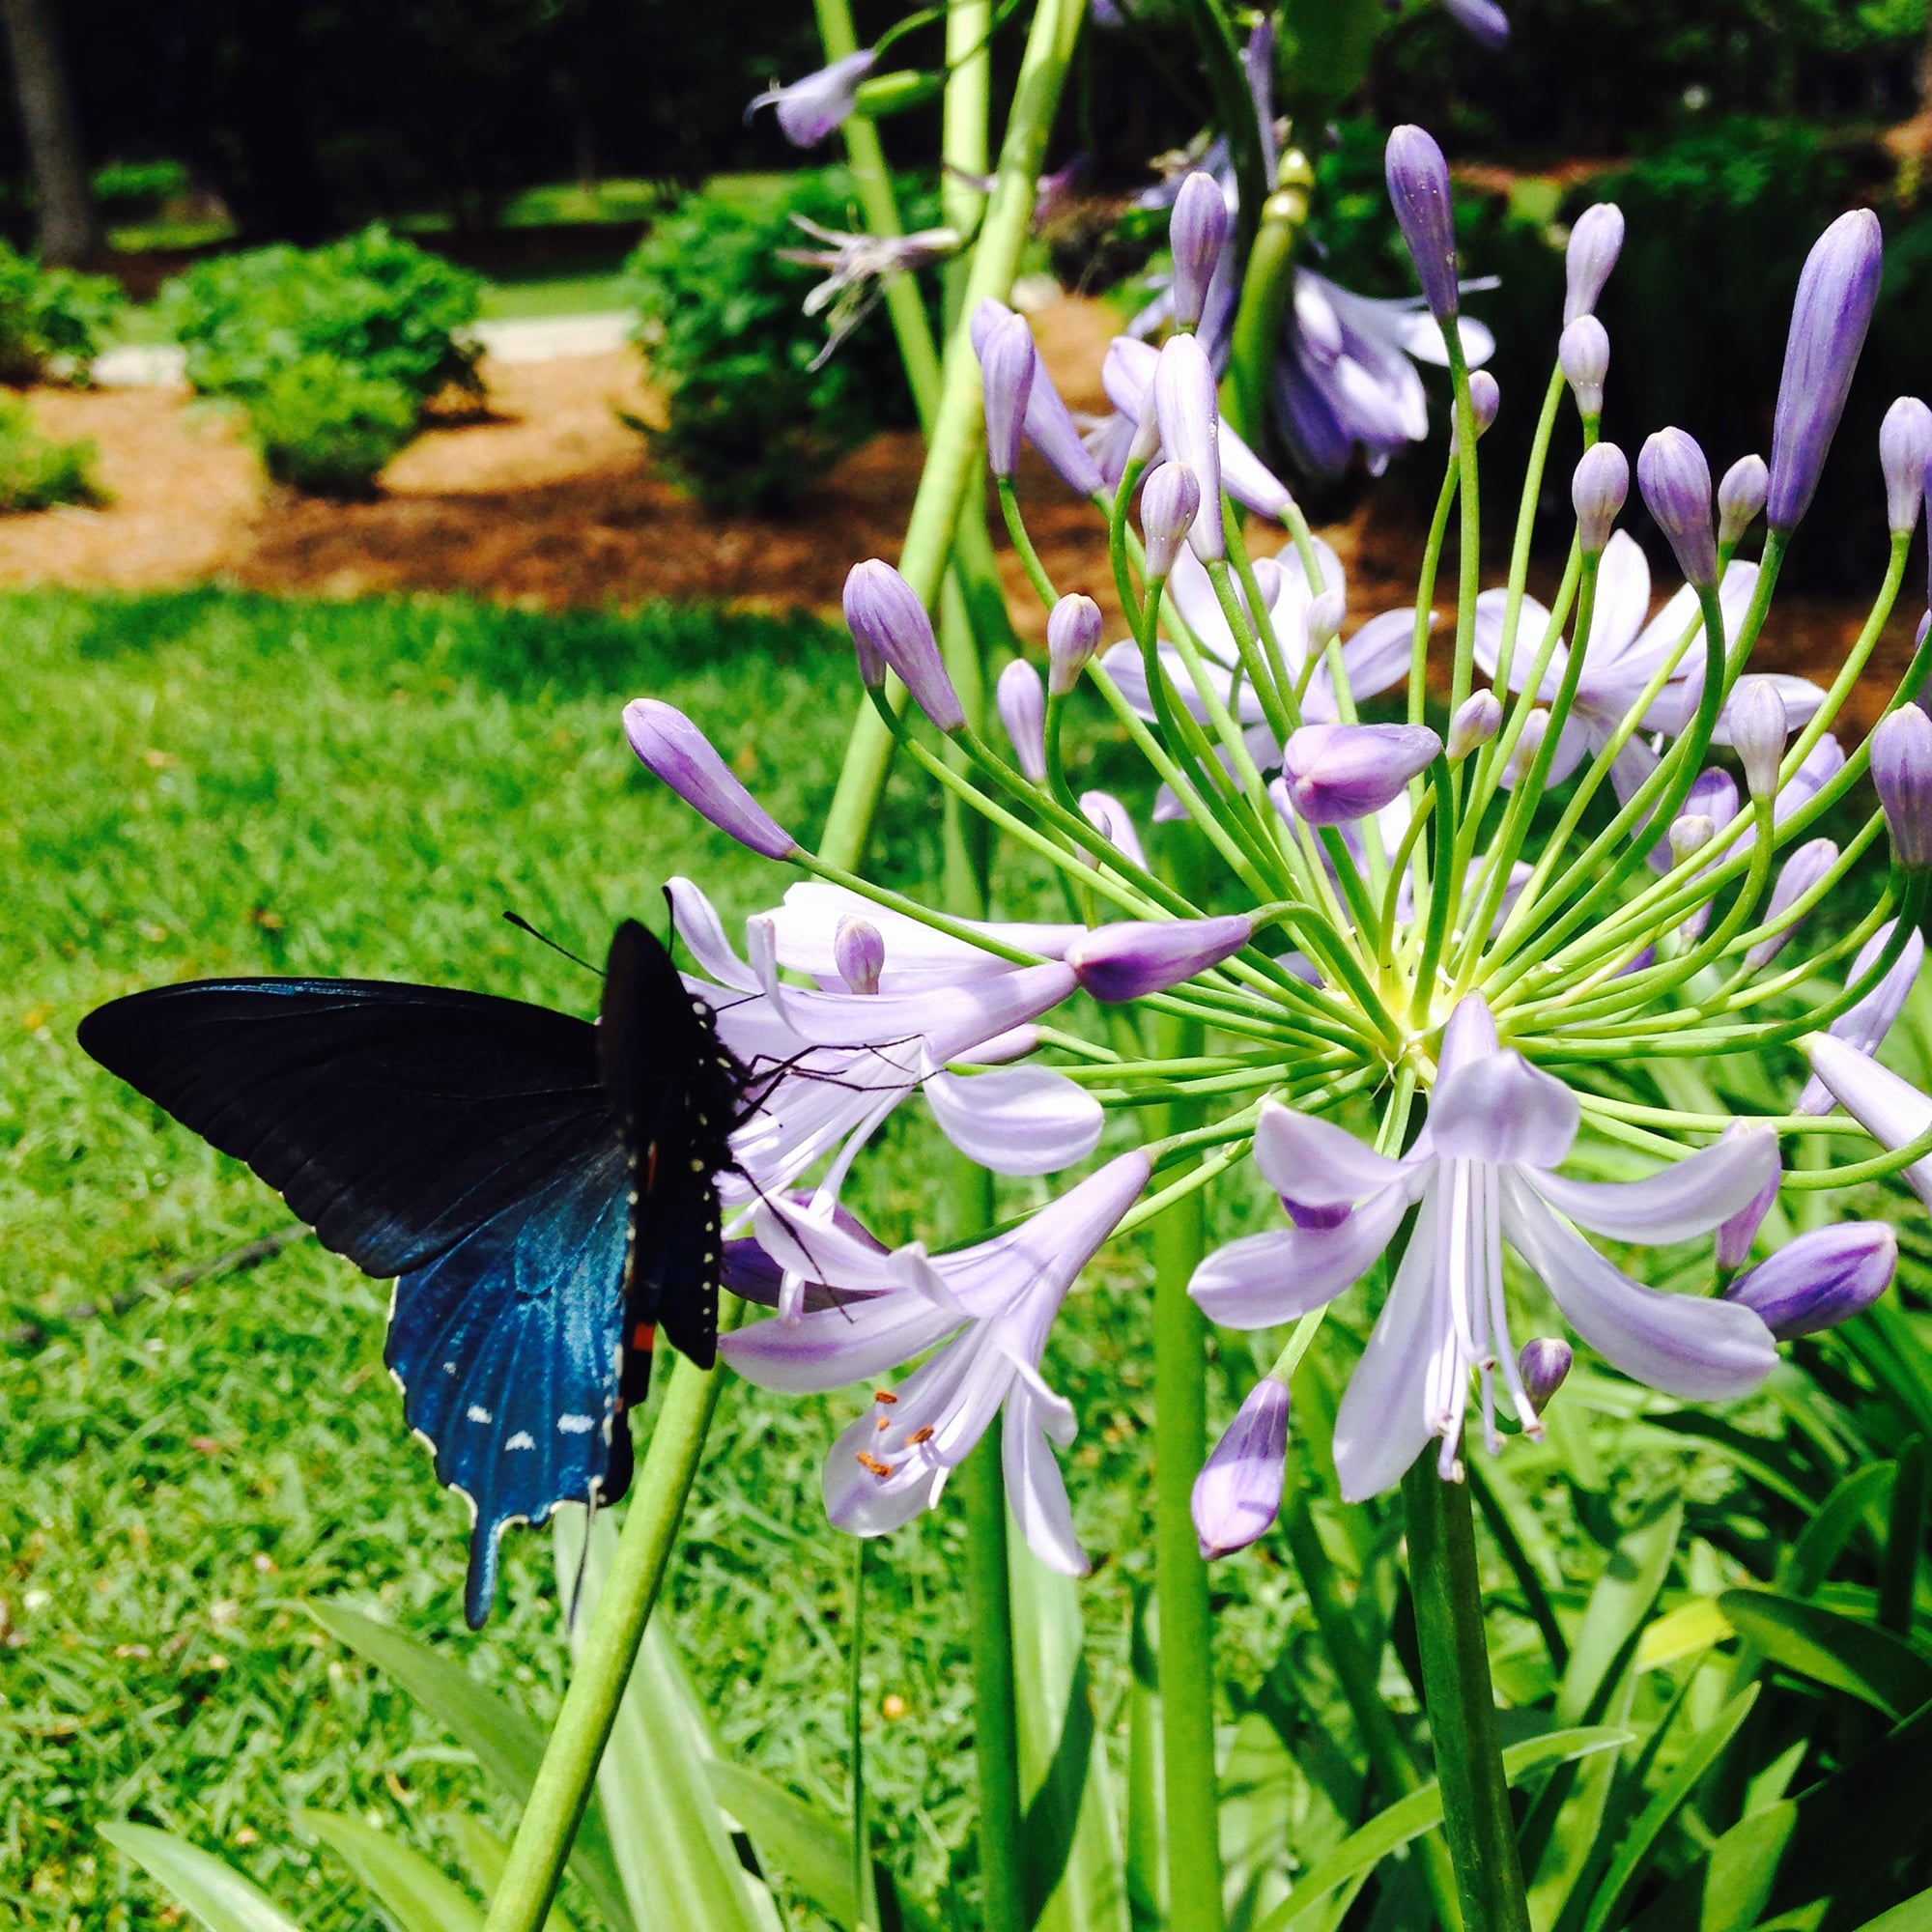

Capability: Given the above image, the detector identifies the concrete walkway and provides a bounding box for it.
[92,310,637,388]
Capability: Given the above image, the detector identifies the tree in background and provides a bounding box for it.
[0,0,98,263]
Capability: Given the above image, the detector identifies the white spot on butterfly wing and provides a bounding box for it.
[468,1404,494,1423]
[558,1413,595,1435]
[506,1431,535,1451]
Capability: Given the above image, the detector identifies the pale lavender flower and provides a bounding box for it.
[1281,724,1441,827]
[1385,126,1460,326]
[1718,455,1769,548]
[980,312,1036,479]
[1768,210,1884,532]
[1745,836,1837,972]
[1190,996,1778,1497]
[1517,1339,1572,1407]
[1564,204,1625,324]
[1079,790,1149,869]
[1047,594,1103,696]
[1639,428,1718,589]
[778,218,959,364]
[1803,1032,1932,1209]
[1067,915,1253,1002]
[1572,440,1629,553]
[1194,1377,1291,1558]
[970,299,1105,497]
[1171,171,1229,332]
[1140,462,1200,580]
[1796,920,1926,1114]
[1559,316,1608,419]
[1725,1222,1896,1338]
[1880,397,1932,535]
[1153,333,1225,560]
[1475,533,1812,797]
[1716,1120,1780,1268]
[749,48,876,146]
[1448,690,1503,760]
[997,659,1047,781]
[843,559,964,730]
[1730,677,1789,802]
[724,1152,1152,1574]
[1870,703,1932,867]
[623,699,798,860]
[668,878,1094,1197]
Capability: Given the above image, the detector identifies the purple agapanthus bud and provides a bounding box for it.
[1718,454,1769,548]
[1573,440,1629,553]
[980,312,1037,480]
[1746,836,1837,971]
[1730,676,1788,802]
[1564,203,1625,324]
[1281,724,1441,827]
[1046,594,1103,696]
[1518,1338,1572,1408]
[842,559,965,731]
[1726,1222,1896,1339]
[1870,703,1932,867]
[1384,126,1459,326]
[1439,0,1510,50]
[1451,371,1501,452]
[1638,428,1718,588]
[1669,812,1715,866]
[1141,462,1200,580]
[1067,914,1254,1002]
[748,48,877,147]
[1447,690,1503,760]
[1152,334,1223,561]
[969,299,1105,497]
[1504,708,1548,788]
[1079,789,1148,869]
[1717,1121,1780,1268]
[1768,210,1885,532]
[1307,588,1346,644]
[622,699,798,860]
[1193,1377,1291,1559]
[1559,315,1609,419]
[1170,172,1229,332]
[1880,397,1932,536]
[996,659,1047,781]
[834,913,885,994]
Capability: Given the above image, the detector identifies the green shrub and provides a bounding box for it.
[159,224,482,496]
[0,241,126,386]
[160,223,483,409]
[0,394,104,511]
[624,170,931,514]
[244,355,418,497]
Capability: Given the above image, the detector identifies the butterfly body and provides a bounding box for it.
[77,921,751,1627]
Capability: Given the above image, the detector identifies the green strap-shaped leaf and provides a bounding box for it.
[100,1823,310,1932]
[1557,1501,1683,1727]
[1778,1463,1894,1601]
[1252,1728,1628,1932]
[297,1809,484,1932]
[303,1600,635,1932]
[706,1758,940,1932]
[554,1512,782,1932]
[1853,1885,1932,1932]
[1717,1590,1932,1719]
[1579,1688,1759,1932]
[1124,1590,1164,1932]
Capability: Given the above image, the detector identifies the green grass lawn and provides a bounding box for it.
[0,587,1290,1931]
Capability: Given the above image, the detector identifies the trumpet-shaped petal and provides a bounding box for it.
[1189,1182,1413,1328]
[1524,1122,1777,1242]
[1194,1378,1291,1557]
[1796,920,1926,1114]
[748,48,876,146]
[1803,1033,1932,1209]
[923,1065,1103,1174]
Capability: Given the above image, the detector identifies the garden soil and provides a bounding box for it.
[0,298,1905,726]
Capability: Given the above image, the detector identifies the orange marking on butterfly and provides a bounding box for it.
[643,1141,660,1196]
[632,1321,657,1352]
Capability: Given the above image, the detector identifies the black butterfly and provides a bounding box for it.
[77,920,754,1628]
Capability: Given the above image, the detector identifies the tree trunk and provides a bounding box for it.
[0,0,99,264]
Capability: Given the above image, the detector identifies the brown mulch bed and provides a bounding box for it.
[0,298,1910,730]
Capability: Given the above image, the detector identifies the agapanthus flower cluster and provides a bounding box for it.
[624,125,1928,1574]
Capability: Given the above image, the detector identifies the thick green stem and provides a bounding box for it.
[961,1423,1027,1932]
[818,0,1085,872]
[1402,1463,1532,1932]
[1151,1003,1225,1932]
[482,1355,729,1932]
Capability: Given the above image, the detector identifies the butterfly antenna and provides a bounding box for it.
[502,910,602,977]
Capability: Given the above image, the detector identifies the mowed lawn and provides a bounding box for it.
[0,588,1264,1930]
